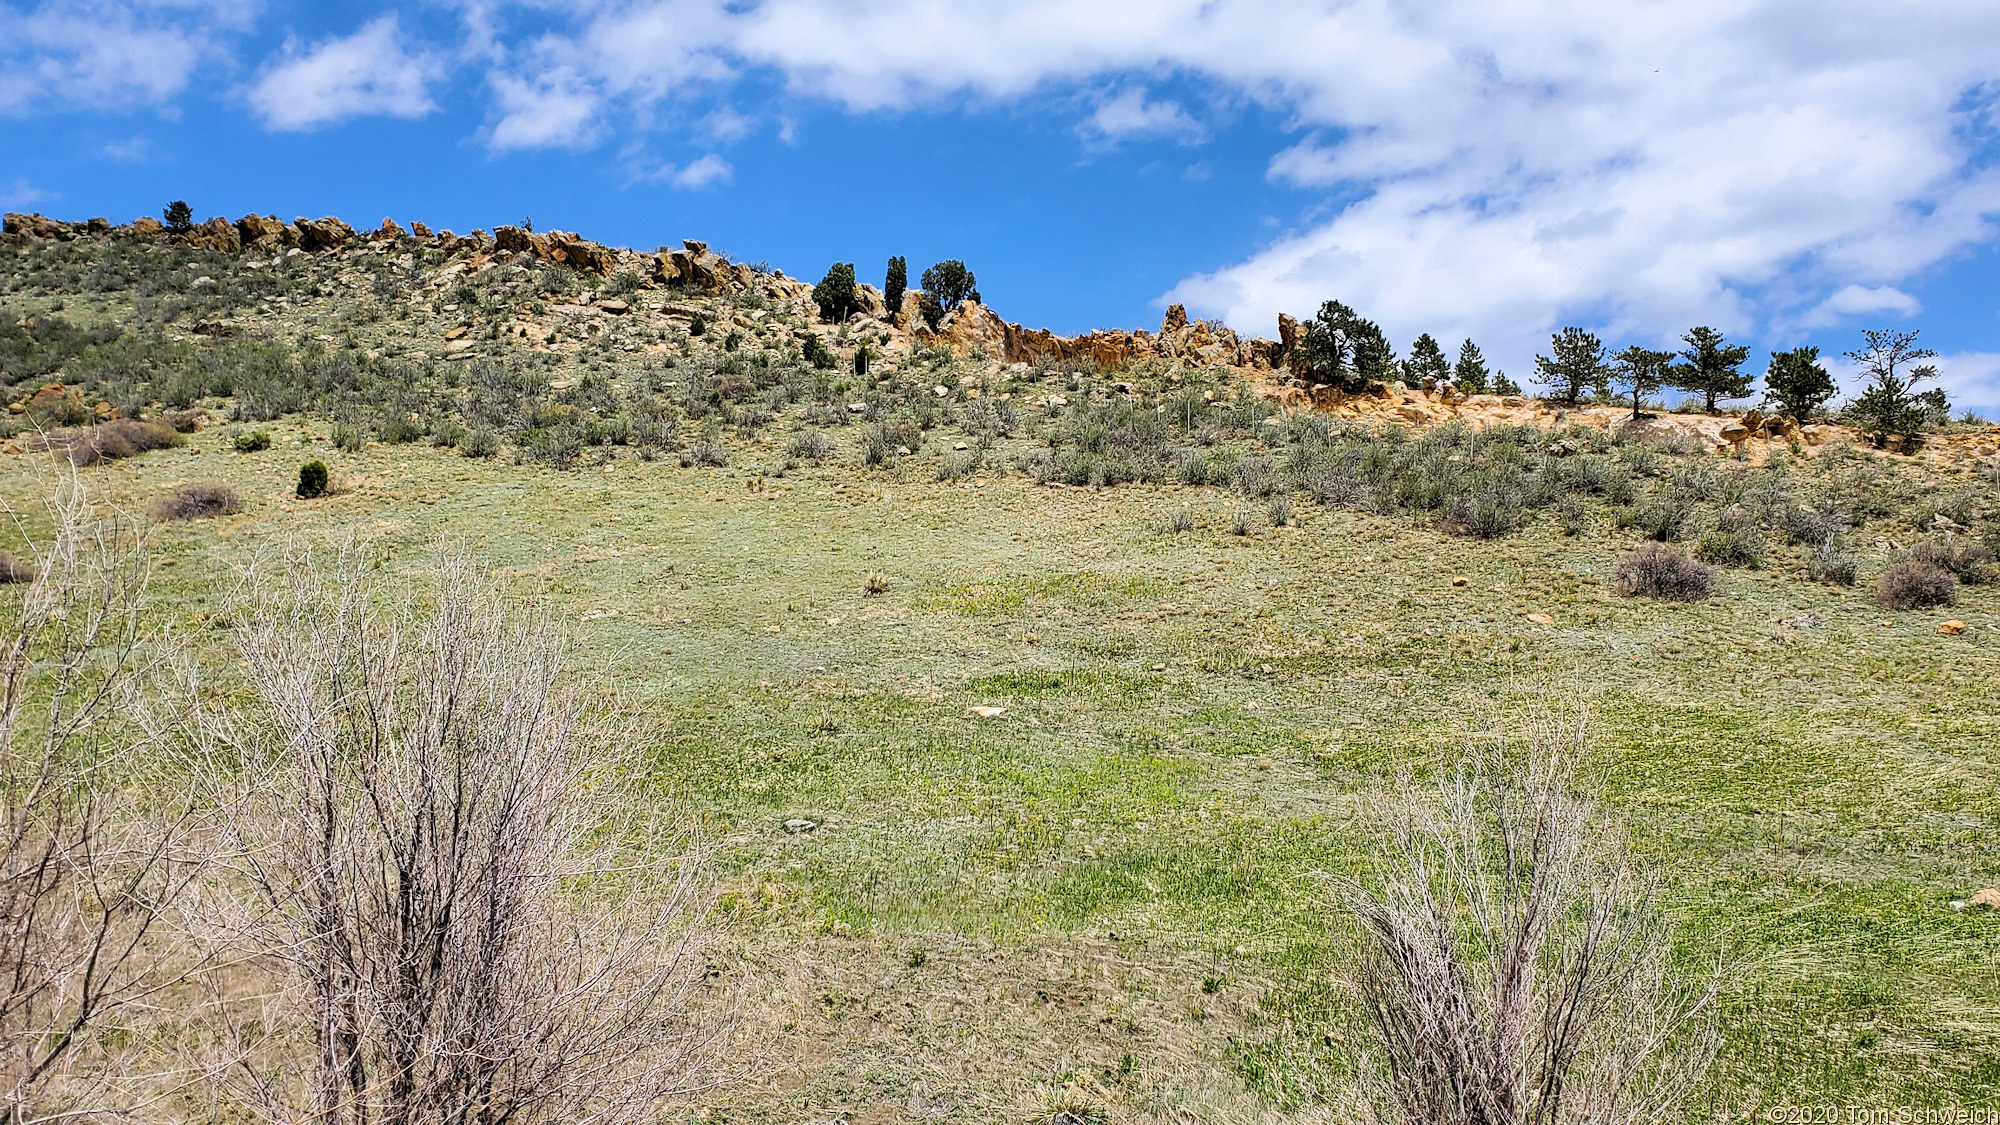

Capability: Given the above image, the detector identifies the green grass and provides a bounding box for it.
[4,420,1998,1123]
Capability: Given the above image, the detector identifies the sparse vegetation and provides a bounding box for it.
[1875,557,1957,609]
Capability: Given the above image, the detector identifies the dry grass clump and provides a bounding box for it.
[1612,542,1713,601]
[1334,708,1720,1125]
[1875,558,1957,610]
[148,481,242,521]
[34,419,183,465]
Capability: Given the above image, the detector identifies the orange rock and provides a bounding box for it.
[1938,620,1966,636]
[1972,887,2000,910]
[1526,612,1556,626]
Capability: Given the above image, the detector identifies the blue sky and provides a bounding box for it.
[4,0,1999,408]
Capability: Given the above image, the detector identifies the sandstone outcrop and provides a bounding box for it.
[293,216,355,252]
[236,214,288,247]
[187,217,241,252]
[3,213,71,239]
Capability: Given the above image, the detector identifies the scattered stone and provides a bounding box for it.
[783,818,818,834]
[1526,612,1556,625]
[1451,575,1468,587]
[1150,663,1167,671]
[1972,887,2000,910]
[444,325,469,341]
[1938,620,1967,636]
[967,706,1006,719]
[847,402,868,413]
[598,299,629,314]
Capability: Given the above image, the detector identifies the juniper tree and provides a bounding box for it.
[884,257,906,318]
[1762,346,1836,425]
[1670,326,1752,413]
[920,260,976,313]
[1296,301,1396,391]
[1453,340,1490,393]
[1533,328,1611,404]
[813,263,858,322]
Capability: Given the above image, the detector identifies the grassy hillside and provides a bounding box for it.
[1,223,1997,1121]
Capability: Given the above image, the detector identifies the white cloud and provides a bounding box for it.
[1802,284,1923,327]
[647,153,732,190]
[1081,88,1201,143]
[250,15,438,130]
[1929,352,2000,414]
[0,0,251,115]
[0,177,54,210]
[488,68,600,151]
[101,134,150,160]
[472,0,2000,372]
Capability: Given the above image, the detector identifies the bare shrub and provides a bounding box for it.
[1904,536,1995,585]
[0,475,202,1121]
[1333,709,1720,1125]
[1875,558,1957,610]
[680,439,728,468]
[32,419,183,466]
[786,430,835,465]
[181,546,720,1125]
[148,481,242,522]
[1612,542,1713,601]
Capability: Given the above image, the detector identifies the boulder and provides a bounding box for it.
[1938,620,1967,636]
[1719,421,1751,446]
[493,225,539,254]
[410,220,432,239]
[372,217,406,241]
[236,214,287,247]
[186,216,241,252]
[3,213,70,239]
[1160,303,1189,335]
[294,216,355,252]
[545,231,615,275]
[129,216,165,237]
[83,217,110,234]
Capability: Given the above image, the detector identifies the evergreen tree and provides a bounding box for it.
[813,263,858,323]
[1453,340,1490,393]
[1403,333,1450,385]
[162,200,193,235]
[1610,345,1676,420]
[884,257,907,318]
[1670,326,1752,413]
[920,260,977,313]
[1844,328,1943,445]
[1533,328,1611,404]
[1762,346,1836,424]
[1491,371,1522,396]
[1295,300,1395,392]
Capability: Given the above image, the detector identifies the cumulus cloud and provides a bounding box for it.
[466,0,1999,376]
[0,0,249,115]
[1931,352,2000,414]
[1081,88,1201,144]
[250,15,438,130]
[488,68,600,150]
[1803,284,1923,327]
[645,153,732,190]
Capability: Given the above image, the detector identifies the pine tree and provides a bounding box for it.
[162,200,193,235]
[1611,346,1676,420]
[1403,333,1450,385]
[1669,326,1752,413]
[1533,328,1611,404]
[1295,301,1394,392]
[1844,329,1943,445]
[884,257,907,318]
[1762,346,1836,424]
[1453,340,1490,393]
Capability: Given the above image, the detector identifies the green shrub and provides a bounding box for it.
[786,430,835,465]
[233,430,271,453]
[1808,539,1859,585]
[460,427,500,458]
[330,422,366,452]
[813,263,858,322]
[802,336,835,370]
[296,460,329,499]
[1694,527,1764,568]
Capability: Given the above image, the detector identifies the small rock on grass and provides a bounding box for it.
[1938,619,1966,636]
[1451,575,1468,587]
[783,818,818,834]
[967,705,1005,719]
[1525,612,1556,626]
[1973,887,2000,910]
